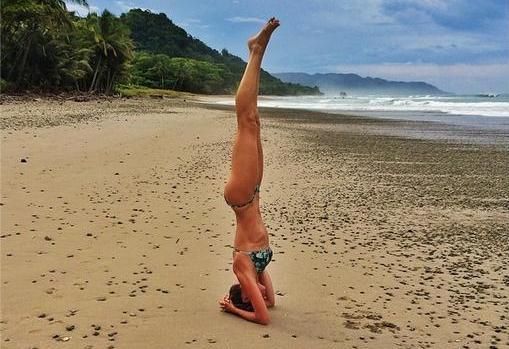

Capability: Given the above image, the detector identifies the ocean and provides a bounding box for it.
[214,94,509,145]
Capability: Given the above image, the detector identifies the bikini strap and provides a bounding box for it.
[224,183,261,209]
[233,245,269,254]
[232,248,251,257]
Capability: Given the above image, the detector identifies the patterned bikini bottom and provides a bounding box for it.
[233,246,273,273]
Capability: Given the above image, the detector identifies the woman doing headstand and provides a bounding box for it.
[218,17,280,325]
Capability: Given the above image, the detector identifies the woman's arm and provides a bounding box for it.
[258,271,275,307]
[219,272,270,325]
[219,294,268,324]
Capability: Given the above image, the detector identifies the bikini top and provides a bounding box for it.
[224,184,260,209]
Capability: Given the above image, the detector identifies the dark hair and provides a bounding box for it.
[229,283,253,311]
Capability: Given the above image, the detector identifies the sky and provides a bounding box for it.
[67,0,509,94]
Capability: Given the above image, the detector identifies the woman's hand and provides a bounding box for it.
[219,294,237,313]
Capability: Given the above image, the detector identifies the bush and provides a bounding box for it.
[0,79,9,93]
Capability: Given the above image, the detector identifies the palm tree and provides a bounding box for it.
[1,0,89,89]
[86,10,133,93]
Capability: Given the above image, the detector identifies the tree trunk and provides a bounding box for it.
[106,70,116,95]
[105,69,111,94]
[7,30,30,81]
[89,55,102,93]
[14,34,33,89]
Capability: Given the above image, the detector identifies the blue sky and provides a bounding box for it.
[68,0,509,94]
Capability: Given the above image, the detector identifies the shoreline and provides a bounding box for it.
[202,100,509,148]
[1,97,508,348]
[3,92,508,147]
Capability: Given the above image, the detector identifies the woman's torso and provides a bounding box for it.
[232,197,269,250]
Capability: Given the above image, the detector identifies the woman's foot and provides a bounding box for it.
[247,17,280,54]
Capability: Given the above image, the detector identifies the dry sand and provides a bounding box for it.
[1,96,508,348]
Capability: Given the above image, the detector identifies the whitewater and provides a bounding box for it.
[215,94,509,130]
[259,94,509,117]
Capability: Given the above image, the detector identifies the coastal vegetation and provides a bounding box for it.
[1,0,132,94]
[0,1,320,96]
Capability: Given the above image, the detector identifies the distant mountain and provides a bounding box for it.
[274,72,445,95]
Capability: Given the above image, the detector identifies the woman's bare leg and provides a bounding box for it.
[224,18,279,205]
[256,124,263,184]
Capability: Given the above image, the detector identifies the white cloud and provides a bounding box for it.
[388,30,501,52]
[340,0,395,25]
[66,2,99,16]
[114,1,157,13]
[418,0,448,9]
[115,1,134,11]
[227,16,265,24]
[177,18,211,31]
[308,0,395,28]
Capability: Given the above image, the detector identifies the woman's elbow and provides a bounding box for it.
[256,314,270,325]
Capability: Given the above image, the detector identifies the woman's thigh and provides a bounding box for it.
[224,127,259,203]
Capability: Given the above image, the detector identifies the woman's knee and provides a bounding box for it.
[237,110,259,131]
[224,181,255,204]
[236,102,258,120]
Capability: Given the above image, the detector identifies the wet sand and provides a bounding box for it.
[1,96,508,348]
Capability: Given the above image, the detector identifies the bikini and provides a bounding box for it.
[233,246,273,274]
[225,184,273,273]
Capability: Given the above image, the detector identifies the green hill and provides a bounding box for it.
[121,9,321,95]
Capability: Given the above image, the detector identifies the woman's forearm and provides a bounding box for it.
[264,298,274,308]
[231,307,269,325]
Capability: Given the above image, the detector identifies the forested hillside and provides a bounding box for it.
[122,9,320,95]
[0,1,320,96]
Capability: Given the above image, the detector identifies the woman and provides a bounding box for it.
[219,17,280,325]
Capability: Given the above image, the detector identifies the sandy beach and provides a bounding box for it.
[1,96,508,348]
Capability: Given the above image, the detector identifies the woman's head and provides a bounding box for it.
[229,283,253,311]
